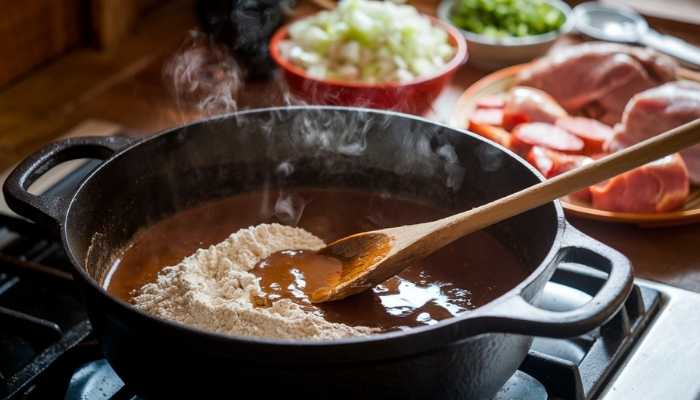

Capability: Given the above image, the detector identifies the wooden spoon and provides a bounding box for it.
[310,118,700,303]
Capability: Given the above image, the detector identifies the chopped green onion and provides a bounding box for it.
[450,0,566,38]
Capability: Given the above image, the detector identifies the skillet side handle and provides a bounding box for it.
[483,226,634,338]
[3,136,135,231]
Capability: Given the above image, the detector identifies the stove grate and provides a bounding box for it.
[0,218,91,400]
[525,263,662,400]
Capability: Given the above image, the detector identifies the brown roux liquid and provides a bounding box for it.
[254,250,343,305]
[107,189,528,331]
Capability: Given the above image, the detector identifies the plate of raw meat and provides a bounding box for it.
[451,42,700,226]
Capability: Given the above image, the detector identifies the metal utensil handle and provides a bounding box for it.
[2,136,135,231]
[480,226,633,338]
[641,29,700,69]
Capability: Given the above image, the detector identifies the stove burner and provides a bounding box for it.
[495,371,548,400]
[0,217,91,400]
[524,264,661,399]
[65,360,130,400]
[64,360,549,400]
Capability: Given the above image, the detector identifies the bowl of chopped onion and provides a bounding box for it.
[269,0,468,115]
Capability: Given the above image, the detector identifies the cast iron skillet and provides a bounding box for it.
[3,107,632,399]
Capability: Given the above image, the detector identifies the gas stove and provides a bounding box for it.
[1,161,699,400]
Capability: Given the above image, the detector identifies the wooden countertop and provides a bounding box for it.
[1,0,699,291]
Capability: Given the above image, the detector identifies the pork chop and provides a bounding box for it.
[516,42,677,125]
[590,154,689,213]
[607,81,700,184]
[502,86,567,130]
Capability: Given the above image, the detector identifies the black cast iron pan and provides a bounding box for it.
[3,107,632,399]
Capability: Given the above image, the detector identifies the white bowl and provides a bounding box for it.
[437,0,573,71]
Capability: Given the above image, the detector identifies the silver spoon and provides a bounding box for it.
[573,2,700,69]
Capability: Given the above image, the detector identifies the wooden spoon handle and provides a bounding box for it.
[435,118,700,242]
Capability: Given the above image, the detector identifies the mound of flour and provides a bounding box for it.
[131,223,376,340]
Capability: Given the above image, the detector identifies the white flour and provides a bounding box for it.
[132,223,377,340]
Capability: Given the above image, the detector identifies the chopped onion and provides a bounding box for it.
[280,0,456,83]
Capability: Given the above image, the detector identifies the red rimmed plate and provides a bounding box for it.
[450,64,700,227]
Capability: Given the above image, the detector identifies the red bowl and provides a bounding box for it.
[269,16,468,115]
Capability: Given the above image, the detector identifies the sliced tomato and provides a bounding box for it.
[468,120,511,148]
[476,95,505,109]
[555,116,614,155]
[511,122,585,155]
[470,108,504,127]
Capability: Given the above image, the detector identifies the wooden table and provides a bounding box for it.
[1,0,699,291]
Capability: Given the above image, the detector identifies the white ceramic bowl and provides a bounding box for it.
[437,0,573,71]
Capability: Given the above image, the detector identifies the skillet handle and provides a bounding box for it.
[3,136,135,231]
[482,226,633,338]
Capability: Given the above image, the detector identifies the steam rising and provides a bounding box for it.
[273,193,308,226]
[475,143,504,172]
[164,31,242,117]
[437,144,465,191]
[272,161,307,226]
[390,123,466,193]
[289,108,373,157]
[163,30,466,228]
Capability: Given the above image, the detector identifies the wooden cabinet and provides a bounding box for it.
[0,0,84,87]
[91,0,170,49]
[0,0,172,88]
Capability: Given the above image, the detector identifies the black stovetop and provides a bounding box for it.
[0,167,662,400]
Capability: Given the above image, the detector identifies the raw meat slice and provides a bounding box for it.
[470,108,503,126]
[502,86,568,130]
[590,154,689,213]
[526,146,593,178]
[526,147,593,201]
[510,122,584,155]
[476,95,505,109]
[516,42,677,124]
[555,116,614,155]
[607,81,700,184]
[468,121,511,148]
[527,146,555,177]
